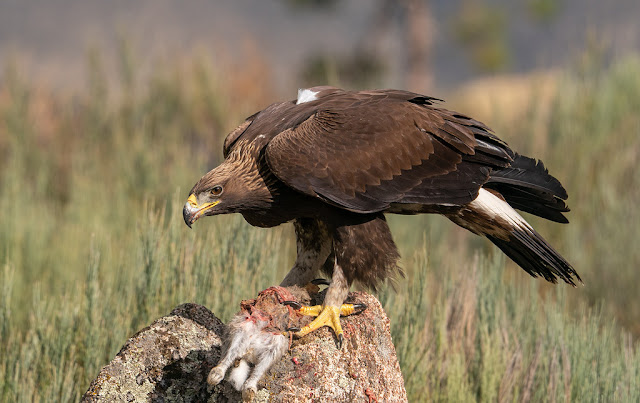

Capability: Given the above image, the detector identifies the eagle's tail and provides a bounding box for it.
[447,188,581,286]
[484,153,570,223]
[485,230,580,286]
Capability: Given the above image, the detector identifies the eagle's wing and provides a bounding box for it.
[265,94,514,213]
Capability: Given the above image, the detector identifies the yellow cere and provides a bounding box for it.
[187,194,198,207]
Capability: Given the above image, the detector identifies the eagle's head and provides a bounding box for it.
[182,145,274,228]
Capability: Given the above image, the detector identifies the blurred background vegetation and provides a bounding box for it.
[1,0,640,401]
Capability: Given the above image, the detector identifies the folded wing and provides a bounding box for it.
[265,92,513,213]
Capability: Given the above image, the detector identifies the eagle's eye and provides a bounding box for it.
[210,185,223,197]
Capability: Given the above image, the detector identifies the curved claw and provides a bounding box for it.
[352,303,367,313]
[282,300,302,310]
[337,333,344,349]
[286,326,301,333]
[311,278,331,286]
[339,303,367,316]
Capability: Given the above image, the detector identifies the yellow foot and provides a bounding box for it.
[282,301,366,348]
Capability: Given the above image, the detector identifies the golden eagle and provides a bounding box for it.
[183,86,580,346]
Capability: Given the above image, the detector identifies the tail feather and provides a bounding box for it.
[485,154,570,223]
[448,188,581,286]
[490,186,569,223]
[487,228,581,286]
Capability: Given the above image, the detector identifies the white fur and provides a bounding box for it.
[228,360,251,390]
[296,88,319,104]
[208,316,288,396]
[469,188,530,231]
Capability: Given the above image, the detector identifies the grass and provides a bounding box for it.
[1,51,639,401]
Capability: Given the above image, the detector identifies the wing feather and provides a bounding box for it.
[265,90,513,213]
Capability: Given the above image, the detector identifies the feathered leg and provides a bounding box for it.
[283,216,398,347]
[280,218,332,287]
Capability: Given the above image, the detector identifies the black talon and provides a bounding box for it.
[282,300,302,310]
[286,327,301,333]
[353,303,367,313]
[337,334,344,349]
[311,278,331,286]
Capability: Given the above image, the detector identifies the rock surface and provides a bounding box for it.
[81,303,238,402]
[83,289,407,402]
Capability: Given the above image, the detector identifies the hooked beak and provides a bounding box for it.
[183,194,220,228]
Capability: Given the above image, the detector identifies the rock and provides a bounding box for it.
[81,303,242,402]
[256,289,408,402]
[83,288,407,402]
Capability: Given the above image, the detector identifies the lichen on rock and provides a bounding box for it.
[83,288,407,402]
